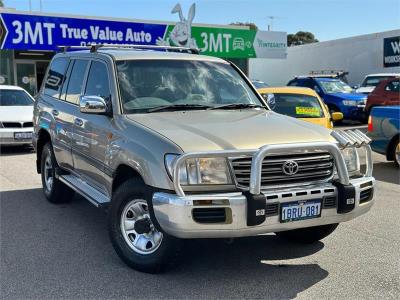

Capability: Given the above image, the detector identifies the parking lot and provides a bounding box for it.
[0,124,399,300]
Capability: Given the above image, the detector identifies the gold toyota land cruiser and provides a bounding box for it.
[33,45,375,273]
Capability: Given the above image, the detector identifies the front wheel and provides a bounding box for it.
[108,178,180,273]
[275,223,339,244]
[391,138,400,168]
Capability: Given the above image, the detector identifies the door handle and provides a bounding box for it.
[74,118,83,127]
[51,109,59,117]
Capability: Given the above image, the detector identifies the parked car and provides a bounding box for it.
[356,73,400,94]
[365,77,400,117]
[257,86,343,128]
[367,106,400,167]
[33,45,375,273]
[0,85,35,146]
[251,79,269,89]
[287,76,367,122]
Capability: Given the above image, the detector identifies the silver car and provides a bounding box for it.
[0,85,34,145]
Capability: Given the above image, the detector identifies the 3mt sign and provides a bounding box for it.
[384,36,400,68]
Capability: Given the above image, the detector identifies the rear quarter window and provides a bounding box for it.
[44,57,69,98]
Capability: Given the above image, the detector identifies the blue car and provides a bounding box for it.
[367,106,400,167]
[287,76,367,121]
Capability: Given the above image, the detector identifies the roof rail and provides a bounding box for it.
[57,44,200,54]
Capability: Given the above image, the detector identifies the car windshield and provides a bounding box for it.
[361,76,395,87]
[0,89,34,106]
[317,79,353,94]
[262,93,324,118]
[116,59,263,113]
[252,80,269,89]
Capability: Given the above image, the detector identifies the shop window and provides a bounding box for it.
[65,60,89,105]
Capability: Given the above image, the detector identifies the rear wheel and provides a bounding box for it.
[275,223,339,244]
[391,139,400,168]
[40,143,74,203]
[108,178,180,273]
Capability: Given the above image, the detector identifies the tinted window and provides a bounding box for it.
[288,80,298,86]
[65,60,89,104]
[262,93,324,118]
[44,57,69,98]
[0,89,34,106]
[385,80,400,92]
[85,61,111,99]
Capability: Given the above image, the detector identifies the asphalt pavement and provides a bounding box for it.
[1,129,399,299]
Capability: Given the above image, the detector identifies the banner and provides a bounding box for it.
[383,36,400,68]
[0,10,286,59]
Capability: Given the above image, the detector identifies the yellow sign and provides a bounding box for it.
[296,107,320,116]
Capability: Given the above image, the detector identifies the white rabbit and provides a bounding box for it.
[157,3,198,49]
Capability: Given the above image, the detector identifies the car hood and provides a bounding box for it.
[0,106,33,122]
[329,92,367,101]
[126,110,335,152]
[356,86,374,94]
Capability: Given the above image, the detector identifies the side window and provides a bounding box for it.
[65,60,89,104]
[385,81,399,92]
[288,80,298,86]
[44,57,69,98]
[59,60,74,101]
[85,61,111,100]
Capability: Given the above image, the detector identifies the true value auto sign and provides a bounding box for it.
[0,9,286,59]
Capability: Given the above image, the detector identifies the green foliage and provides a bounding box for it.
[288,31,319,46]
[230,22,258,30]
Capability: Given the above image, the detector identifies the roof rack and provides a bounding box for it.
[57,44,200,54]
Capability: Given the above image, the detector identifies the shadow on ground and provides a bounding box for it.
[1,187,328,299]
[372,161,399,185]
[0,145,34,156]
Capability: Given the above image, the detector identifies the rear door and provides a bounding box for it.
[71,59,113,195]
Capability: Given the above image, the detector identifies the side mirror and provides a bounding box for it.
[353,85,359,89]
[79,95,107,114]
[331,112,343,122]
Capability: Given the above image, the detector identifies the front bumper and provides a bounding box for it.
[0,128,33,145]
[152,177,375,238]
[153,129,374,239]
[342,105,366,120]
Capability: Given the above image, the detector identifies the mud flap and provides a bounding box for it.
[243,192,266,226]
[333,181,356,214]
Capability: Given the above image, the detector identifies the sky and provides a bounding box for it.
[2,0,400,41]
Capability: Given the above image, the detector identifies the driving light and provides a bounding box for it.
[342,100,357,106]
[341,147,360,176]
[165,155,232,185]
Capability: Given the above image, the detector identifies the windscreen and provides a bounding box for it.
[0,89,34,106]
[116,59,262,113]
[317,79,353,93]
[361,76,395,87]
[263,93,324,118]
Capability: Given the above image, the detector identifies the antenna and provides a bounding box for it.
[266,16,284,31]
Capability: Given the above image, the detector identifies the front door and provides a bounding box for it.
[15,62,36,95]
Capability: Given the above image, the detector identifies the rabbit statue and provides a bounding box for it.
[156,3,198,49]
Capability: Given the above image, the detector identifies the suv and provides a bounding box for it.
[356,73,400,94]
[33,45,375,273]
[287,76,367,122]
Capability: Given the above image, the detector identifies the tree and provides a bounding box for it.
[230,22,258,30]
[0,0,4,7]
[288,31,319,46]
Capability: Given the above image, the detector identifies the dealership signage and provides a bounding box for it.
[0,9,286,59]
[383,36,400,68]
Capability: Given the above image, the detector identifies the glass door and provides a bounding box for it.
[15,62,37,95]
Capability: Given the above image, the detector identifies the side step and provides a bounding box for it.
[59,175,111,208]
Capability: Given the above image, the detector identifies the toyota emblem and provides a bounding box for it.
[282,160,299,175]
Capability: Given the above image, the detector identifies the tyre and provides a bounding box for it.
[390,138,400,168]
[275,223,339,244]
[108,178,180,273]
[40,143,74,203]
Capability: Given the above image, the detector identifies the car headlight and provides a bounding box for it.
[341,147,360,176]
[165,154,233,185]
[342,100,357,106]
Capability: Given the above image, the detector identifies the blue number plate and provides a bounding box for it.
[280,199,322,223]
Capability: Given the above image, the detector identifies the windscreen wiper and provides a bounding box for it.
[210,103,267,110]
[147,104,213,113]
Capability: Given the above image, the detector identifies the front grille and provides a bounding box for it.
[23,122,33,128]
[265,203,279,216]
[231,152,334,188]
[192,208,226,223]
[2,122,22,128]
[323,196,337,208]
[360,188,373,204]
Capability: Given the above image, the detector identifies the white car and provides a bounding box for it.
[356,73,400,94]
[0,85,35,145]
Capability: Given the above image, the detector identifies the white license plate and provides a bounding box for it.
[14,132,33,140]
[280,199,322,223]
